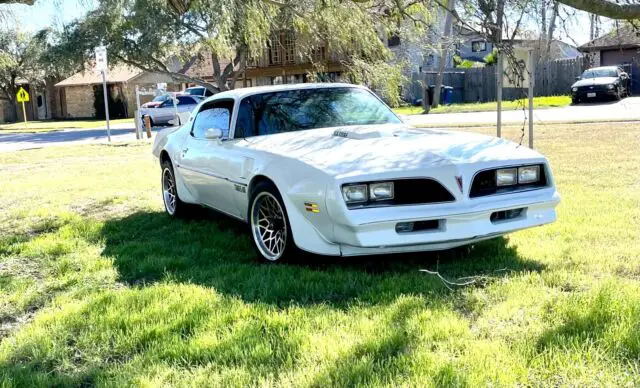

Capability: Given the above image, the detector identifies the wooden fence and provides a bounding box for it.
[408,57,584,104]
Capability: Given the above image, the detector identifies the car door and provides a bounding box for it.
[154,99,177,123]
[178,99,243,218]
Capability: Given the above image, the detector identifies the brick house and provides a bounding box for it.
[55,66,183,119]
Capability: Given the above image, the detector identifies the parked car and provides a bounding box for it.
[140,95,201,126]
[183,86,215,98]
[571,66,630,104]
[152,84,560,262]
[141,94,172,109]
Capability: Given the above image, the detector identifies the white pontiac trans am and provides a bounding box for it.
[152,83,560,262]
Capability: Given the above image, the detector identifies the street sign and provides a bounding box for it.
[503,48,531,89]
[95,46,108,72]
[16,87,29,103]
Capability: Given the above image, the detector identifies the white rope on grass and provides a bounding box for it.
[420,267,511,290]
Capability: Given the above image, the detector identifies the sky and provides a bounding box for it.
[3,0,613,47]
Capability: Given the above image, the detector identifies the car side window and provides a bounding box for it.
[177,96,196,106]
[192,100,234,139]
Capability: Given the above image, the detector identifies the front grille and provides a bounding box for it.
[346,178,455,209]
[470,165,547,198]
[577,85,609,93]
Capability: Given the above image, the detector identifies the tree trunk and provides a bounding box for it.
[432,0,456,108]
[546,1,559,57]
[541,0,547,37]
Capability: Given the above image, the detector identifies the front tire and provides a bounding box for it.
[161,160,189,218]
[249,182,297,262]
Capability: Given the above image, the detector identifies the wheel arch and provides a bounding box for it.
[159,149,171,165]
[248,174,276,198]
[246,171,341,256]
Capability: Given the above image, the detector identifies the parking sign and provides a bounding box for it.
[95,46,108,72]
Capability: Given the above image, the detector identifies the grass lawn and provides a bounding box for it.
[393,95,571,115]
[1,122,639,386]
[0,118,134,134]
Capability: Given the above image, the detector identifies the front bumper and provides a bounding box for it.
[330,189,560,256]
[572,89,617,100]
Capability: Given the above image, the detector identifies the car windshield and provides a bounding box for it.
[186,88,203,96]
[235,87,401,138]
[582,68,617,78]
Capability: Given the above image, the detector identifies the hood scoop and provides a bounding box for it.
[332,129,384,140]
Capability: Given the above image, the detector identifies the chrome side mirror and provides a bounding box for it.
[204,127,223,140]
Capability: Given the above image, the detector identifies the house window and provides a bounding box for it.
[310,44,326,62]
[388,34,401,47]
[269,33,282,65]
[426,54,435,67]
[283,31,296,64]
[472,40,487,52]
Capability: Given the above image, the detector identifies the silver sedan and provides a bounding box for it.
[140,95,202,126]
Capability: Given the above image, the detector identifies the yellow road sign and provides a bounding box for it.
[16,87,30,103]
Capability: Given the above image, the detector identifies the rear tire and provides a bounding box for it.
[572,97,579,105]
[161,160,190,218]
[248,181,298,262]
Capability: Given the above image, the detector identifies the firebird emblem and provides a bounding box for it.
[455,176,464,193]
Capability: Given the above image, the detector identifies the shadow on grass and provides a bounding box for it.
[0,209,547,386]
[101,209,546,306]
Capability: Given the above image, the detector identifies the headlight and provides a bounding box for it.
[607,84,615,90]
[369,182,394,201]
[518,165,540,184]
[572,87,578,92]
[496,168,517,186]
[342,184,368,203]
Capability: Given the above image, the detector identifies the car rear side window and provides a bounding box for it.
[192,100,234,139]
[235,97,256,138]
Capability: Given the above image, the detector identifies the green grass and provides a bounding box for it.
[393,95,571,115]
[0,118,134,133]
[1,123,639,386]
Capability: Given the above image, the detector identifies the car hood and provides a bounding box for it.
[239,124,544,179]
[572,77,618,88]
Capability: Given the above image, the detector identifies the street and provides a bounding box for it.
[0,123,155,152]
[404,96,640,126]
[2,97,640,152]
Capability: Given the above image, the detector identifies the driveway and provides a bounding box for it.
[404,97,640,127]
[0,123,159,152]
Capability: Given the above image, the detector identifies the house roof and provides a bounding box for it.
[55,66,142,87]
[579,26,640,51]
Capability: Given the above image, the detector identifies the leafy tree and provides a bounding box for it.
[484,48,498,66]
[0,29,45,120]
[57,0,433,105]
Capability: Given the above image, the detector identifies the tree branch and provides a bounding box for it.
[113,54,219,92]
[556,0,640,19]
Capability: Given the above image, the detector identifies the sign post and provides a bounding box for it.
[503,47,535,149]
[95,46,111,142]
[16,87,30,128]
[528,50,535,149]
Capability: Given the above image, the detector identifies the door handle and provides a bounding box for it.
[181,147,189,157]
